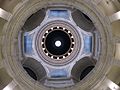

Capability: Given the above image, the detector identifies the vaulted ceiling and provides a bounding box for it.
[0,0,120,90]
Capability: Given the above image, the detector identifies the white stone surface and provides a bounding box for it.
[0,8,12,21]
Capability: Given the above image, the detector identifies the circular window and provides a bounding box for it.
[42,27,75,59]
[45,30,71,56]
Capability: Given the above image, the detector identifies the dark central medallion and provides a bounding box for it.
[42,26,74,59]
[45,29,71,56]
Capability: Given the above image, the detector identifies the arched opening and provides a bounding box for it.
[80,66,95,80]
[23,66,38,80]
[71,57,96,82]
[72,9,94,32]
[22,58,47,82]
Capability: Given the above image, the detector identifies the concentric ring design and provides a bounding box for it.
[35,20,81,65]
[2,0,114,89]
[42,26,75,59]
